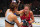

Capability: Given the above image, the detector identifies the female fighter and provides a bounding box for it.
[5,3,23,27]
[20,4,34,27]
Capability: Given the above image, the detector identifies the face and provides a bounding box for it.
[24,6,29,14]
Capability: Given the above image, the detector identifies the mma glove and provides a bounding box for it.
[22,19,30,26]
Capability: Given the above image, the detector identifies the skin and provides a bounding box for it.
[5,9,23,27]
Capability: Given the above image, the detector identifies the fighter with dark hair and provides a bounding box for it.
[5,3,23,27]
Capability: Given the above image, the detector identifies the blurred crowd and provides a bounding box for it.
[0,0,40,17]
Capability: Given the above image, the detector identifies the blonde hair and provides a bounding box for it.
[24,4,30,10]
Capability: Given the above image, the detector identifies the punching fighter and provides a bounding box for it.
[5,3,23,27]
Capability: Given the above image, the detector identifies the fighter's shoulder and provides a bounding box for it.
[30,11,33,14]
[12,15,17,20]
[8,14,17,20]
[10,14,16,17]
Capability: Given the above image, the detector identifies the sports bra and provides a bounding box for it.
[5,10,15,25]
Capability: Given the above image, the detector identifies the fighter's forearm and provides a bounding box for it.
[18,22,23,27]
[16,11,22,14]
[29,20,34,24]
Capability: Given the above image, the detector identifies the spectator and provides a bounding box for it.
[0,9,2,17]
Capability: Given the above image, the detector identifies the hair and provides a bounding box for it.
[9,2,18,11]
[24,4,30,10]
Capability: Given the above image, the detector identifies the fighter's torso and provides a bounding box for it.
[20,11,30,21]
[20,11,32,27]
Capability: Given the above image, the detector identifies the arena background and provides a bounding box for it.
[0,0,40,27]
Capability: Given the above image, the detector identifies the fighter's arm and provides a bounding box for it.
[29,11,34,23]
[16,10,24,14]
[12,15,23,27]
